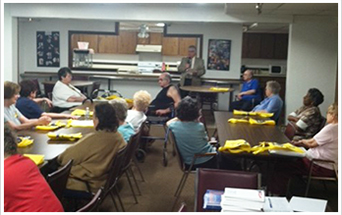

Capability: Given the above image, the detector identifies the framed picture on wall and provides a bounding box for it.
[207,39,231,71]
[37,31,60,67]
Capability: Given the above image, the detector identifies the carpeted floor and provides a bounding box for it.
[96,111,338,212]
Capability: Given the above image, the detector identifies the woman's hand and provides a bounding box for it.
[38,116,52,125]
[44,98,53,108]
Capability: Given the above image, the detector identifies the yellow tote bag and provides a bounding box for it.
[218,139,251,153]
[23,154,45,165]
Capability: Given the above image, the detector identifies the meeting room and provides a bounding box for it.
[2,2,340,213]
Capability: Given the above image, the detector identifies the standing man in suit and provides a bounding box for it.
[178,45,206,87]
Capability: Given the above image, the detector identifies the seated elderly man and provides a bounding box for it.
[149,72,181,116]
[252,80,283,121]
[229,69,261,111]
[288,88,324,140]
[52,67,86,110]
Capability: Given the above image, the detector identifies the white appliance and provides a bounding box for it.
[137,62,162,73]
[269,65,286,74]
[136,44,162,53]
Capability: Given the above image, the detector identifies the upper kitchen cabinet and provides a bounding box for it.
[118,31,137,54]
[179,37,197,57]
[162,37,179,56]
[98,35,118,54]
[71,34,99,53]
[242,33,288,59]
[137,33,163,45]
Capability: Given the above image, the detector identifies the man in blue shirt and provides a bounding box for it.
[229,70,261,111]
[252,80,283,121]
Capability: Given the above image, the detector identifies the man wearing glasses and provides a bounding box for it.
[178,45,206,87]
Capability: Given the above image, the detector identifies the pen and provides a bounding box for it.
[268,198,273,208]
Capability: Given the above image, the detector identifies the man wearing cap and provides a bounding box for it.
[178,45,206,87]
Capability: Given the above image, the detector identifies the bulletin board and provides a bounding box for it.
[207,39,231,71]
[37,31,60,67]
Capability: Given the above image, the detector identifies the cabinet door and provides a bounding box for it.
[98,35,118,54]
[149,33,163,45]
[179,37,197,57]
[162,37,179,56]
[137,35,150,45]
[246,33,261,58]
[118,31,137,54]
[260,34,275,59]
[274,34,288,59]
[71,34,98,53]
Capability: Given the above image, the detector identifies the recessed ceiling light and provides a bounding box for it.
[28,18,32,22]
[156,23,165,27]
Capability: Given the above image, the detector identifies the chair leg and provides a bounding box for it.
[174,172,186,197]
[129,166,141,196]
[114,186,125,212]
[305,178,312,197]
[133,159,145,182]
[125,171,138,204]
[172,172,190,211]
[109,190,120,212]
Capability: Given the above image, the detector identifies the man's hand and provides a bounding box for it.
[37,116,52,125]
[237,93,243,100]
[156,109,169,116]
[44,98,53,108]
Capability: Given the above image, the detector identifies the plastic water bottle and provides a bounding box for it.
[85,107,90,120]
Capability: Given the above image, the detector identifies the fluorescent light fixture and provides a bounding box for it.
[249,23,258,29]
[156,23,165,27]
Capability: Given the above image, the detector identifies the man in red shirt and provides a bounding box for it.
[4,126,64,212]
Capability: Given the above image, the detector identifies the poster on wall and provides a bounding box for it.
[207,39,231,71]
[37,31,60,67]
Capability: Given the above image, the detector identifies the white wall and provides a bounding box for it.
[18,19,117,74]
[3,4,18,82]
[286,15,338,119]
[168,22,243,80]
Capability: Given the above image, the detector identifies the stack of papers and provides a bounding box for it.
[220,187,265,212]
[263,197,293,212]
[289,196,327,212]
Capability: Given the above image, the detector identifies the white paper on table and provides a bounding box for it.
[289,196,327,212]
[263,197,293,212]
[70,120,94,127]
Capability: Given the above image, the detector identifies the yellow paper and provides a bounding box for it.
[209,87,230,92]
[35,121,66,131]
[47,132,83,141]
[17,138,34,148]
[219,139,251,153]
[71,109,94,117]
[228,118,249,124]
[233,110,274,118]
[249,118,276,126]
[105,95,119,100]
[23,154,45,165]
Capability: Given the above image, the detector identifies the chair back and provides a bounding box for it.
[46,159,73,202]
[76,188,103,212]
[121,129,142,173]
[103,146,127,193]
[195,168,259,212]
[169,129,186,172]
[91,82,101,99]
[43,83,55,97]
[198,110,209,137]
[284,122,296,140]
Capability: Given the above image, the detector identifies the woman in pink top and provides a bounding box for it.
[268,103,338,196]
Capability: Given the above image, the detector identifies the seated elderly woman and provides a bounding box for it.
[16,80,76,119]
[4,81,51,130]
[288,88,324,140]
[109,98,135,142]
[57,102,126,193]
[252,80,283,121]
[268,103,338,196]
[167,97,217,170]
[4,126,63,212]
[126,90,152,131]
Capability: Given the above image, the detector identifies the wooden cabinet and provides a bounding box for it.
[179,37,197,56]
[71,34,99,53]
[242,33,288,59]
[137,37,150,45]
[98,35,118,54]
[149,33,163,45]
[162,37,179,56]
[118,31,137,54]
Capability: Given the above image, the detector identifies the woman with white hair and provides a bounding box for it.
[252,80,283,121]
[126,90,152,131]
